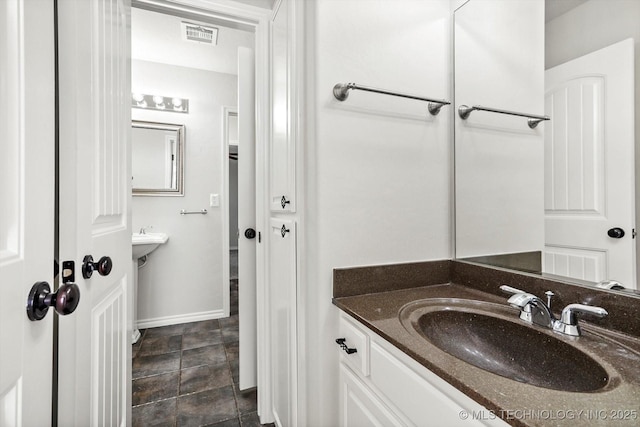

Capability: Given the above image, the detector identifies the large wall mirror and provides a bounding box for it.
[454,0,639,293]
[132,121,185,196]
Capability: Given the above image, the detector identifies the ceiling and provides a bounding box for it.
[545,0,587,22]
[232,0,275,9]
[131,7,254,75]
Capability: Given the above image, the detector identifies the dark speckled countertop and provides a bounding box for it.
[332,260,640,427]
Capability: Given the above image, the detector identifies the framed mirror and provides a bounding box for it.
[132,121,185,196]
[454,0,639,293]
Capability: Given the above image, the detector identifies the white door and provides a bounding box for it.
[238,47,258,390]
[0,1,55,425]
[544,39,635,287]
[57,0,132,425]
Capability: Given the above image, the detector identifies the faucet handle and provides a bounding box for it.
[506,292,538,308]
[555,303,608,336]
[499,284,527,295]
[595,280,625,290]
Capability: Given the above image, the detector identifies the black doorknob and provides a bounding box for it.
[26,281,81,321]
[607,227,625,239]
[82,255,113,279]
[244,228,256,239]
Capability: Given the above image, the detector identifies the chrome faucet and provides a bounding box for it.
[505,291,554,328]
[499,285,608,337]
[139,225,152,234]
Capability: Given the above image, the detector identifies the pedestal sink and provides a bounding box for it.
[132,232,169,259]
[132,232,169,343]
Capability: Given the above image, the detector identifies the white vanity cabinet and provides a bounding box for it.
[337,312,509,427]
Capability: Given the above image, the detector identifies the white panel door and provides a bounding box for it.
[0,1,54,425]
[57,0,132,425]
[269,218,297,427]
[544,39,635,287]
[238,47,258,391]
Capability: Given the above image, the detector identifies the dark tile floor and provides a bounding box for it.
[132,278,270,427]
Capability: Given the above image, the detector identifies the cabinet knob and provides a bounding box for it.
[280,196,291,209]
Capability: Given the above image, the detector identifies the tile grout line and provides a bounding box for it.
[133,277,253,426]
[176,330,183,427]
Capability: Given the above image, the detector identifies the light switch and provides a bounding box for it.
[210,193,220,207]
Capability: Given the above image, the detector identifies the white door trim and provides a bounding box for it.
[222,105,238,318]
[132,0,272,421]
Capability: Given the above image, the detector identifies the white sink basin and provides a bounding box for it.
[132,232,169,259]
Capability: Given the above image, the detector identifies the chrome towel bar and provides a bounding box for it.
[180,209,208,215]
[458,104,550,129]
[333,82,450,116]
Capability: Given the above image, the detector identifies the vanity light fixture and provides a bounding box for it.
[131,93,189,114]
[132,93,146,108]
[152,95,165,109]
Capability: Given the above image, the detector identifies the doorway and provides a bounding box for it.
[130,1,266,423]
[227,108,239,282]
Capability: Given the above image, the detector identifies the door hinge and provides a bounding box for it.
[258,231,261,243]
[633,228,637,239]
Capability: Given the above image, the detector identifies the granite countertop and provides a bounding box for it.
[333,272,640,427]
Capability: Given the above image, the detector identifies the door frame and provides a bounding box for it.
[222,105,238,318]
[132,0,272,420]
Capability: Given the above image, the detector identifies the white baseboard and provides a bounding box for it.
[137,309,227,330]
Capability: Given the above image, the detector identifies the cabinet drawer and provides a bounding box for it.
[370,341,488,427]
[337,314,370,377]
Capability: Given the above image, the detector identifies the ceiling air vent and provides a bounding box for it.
[181,22,218,45]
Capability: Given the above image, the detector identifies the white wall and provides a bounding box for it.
[454,0,545,258]
[132,59,237,325]
[303,1,452,425]
[545,0,640,286]
[132,7,254,75]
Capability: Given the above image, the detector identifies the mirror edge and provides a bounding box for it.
[131,120,185,197]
